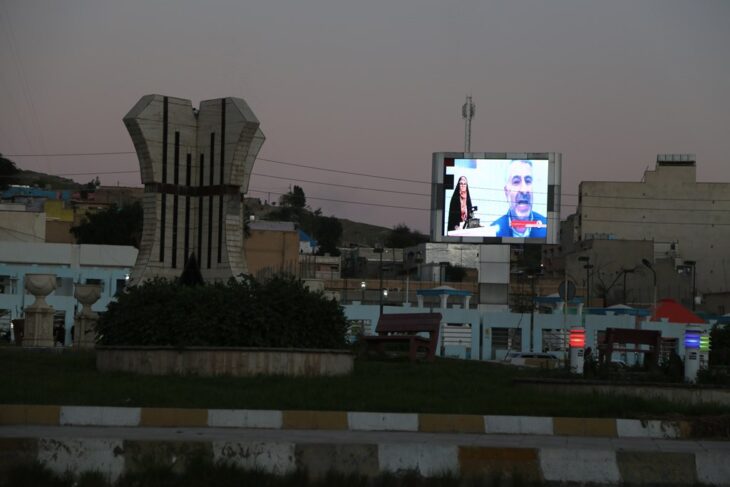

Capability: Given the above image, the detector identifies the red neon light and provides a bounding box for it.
[569,328,585,348]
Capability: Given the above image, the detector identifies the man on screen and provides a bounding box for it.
[491,160,547,238]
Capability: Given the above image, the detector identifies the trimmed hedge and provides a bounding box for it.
[97,276,348,349]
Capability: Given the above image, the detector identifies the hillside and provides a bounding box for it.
[244,197,391,247]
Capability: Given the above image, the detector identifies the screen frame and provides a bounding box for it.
[430,152,561,245]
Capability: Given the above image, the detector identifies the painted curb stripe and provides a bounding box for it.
[0,405,60,425]
[0,405,691,439]
[208,409,283,429]
[60,406,141,427]
[484,415,553,435]
[378,443,459,476]
[553,417,617,437]
[616,451,698,485]
[139,407,207,427]
[296,443,379,478]
[540,448,621,484]
[212,440,296,474]
[459,446,541,482]
[2,438,725,485]
[348,412,418,432]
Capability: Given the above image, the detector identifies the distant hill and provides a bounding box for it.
[244,197,390,247]
[0,155,83,190]
[12,169,82,190]
[0,159,392,248]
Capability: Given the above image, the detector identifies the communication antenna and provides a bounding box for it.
[462,95,475,153]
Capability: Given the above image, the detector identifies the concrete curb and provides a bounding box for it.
[3,436,726,485]
[0,404,694,439]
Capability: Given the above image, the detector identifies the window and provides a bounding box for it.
[115,279,127,296]
[0,276,17,294]
[55,277,74,297]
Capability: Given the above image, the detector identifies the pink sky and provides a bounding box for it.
[1,1,728,233]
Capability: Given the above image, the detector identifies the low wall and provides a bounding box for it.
[516,378,730,406]
[96,346,353,377]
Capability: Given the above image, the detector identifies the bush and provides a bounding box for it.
[97,275,348,349]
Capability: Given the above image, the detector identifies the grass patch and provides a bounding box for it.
[1,348,725,418]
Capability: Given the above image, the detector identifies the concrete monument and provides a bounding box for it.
[124,95,265,283]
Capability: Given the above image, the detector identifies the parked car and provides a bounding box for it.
[504,352,560,369]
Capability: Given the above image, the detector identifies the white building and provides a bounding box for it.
[0,242,137,344]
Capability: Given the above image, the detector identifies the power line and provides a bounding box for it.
[258,157,432,185]
[10,151,730,206]
[247,189,426,211]
[253,172,429,197]
[7,151,135,157]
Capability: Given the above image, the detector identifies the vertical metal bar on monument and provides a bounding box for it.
[172,131,180,268]
[208,133,215,269]
[218,99,225,264]
[198,153,204,261]
[160,96,168,263]
[184,153,191,262]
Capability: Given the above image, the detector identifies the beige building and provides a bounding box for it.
[243,221,300,279]
[0,204,45,242]
[570,155,730,298]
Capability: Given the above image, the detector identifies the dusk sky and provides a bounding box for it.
[1,1,728,233]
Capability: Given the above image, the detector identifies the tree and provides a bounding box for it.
[279,185,306,209]
[444,263,467,282]
[0,154,20,190]
[71,202,143,248]
[384,224,429,248]
[315,215,342,256]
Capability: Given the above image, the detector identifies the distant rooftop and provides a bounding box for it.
[249,221,297,232]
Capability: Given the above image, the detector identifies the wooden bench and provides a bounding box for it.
[362,313,442,362]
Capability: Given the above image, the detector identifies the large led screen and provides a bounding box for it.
[442,158,549,239]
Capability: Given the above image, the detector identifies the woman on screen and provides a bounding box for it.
[447,176,473,231]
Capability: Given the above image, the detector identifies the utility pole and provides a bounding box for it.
[462,95,475,152]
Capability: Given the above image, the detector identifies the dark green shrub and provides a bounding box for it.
[97,275,347,349]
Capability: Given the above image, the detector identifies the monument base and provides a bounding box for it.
[23,308,55,347]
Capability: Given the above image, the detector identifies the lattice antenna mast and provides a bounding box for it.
[462,95,475,152]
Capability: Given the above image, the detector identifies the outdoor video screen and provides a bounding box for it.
[442,158,549,239]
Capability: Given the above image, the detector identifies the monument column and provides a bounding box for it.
[124,95,265,284]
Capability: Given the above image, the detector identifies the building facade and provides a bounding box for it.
[572,155,730,298]
[0,242,137,344]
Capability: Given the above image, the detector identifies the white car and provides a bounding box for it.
[504,352,560,369]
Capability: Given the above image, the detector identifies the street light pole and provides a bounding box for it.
[374,243,384,316]
[578,256,591,308]
[642,258,657,313]
[622,268,635,304]
[528,273,536,352]
[684,260,697,311]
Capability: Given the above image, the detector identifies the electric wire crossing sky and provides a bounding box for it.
[124,95,265,283]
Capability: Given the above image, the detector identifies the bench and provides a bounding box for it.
[362,313,442,362]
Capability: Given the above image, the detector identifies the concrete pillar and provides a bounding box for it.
[23,274,57,347]
[417,295,424,308]
[73,284,102,350]
[464,295,472,309]
[439,293,448,309]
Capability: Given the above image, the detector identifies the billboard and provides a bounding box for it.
[430,153,561,244]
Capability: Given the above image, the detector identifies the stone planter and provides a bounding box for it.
[96,346,354,377]
[23,273,57,347]
[73,283,102,350]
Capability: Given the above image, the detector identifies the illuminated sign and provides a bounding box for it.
[430,153,560,244]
